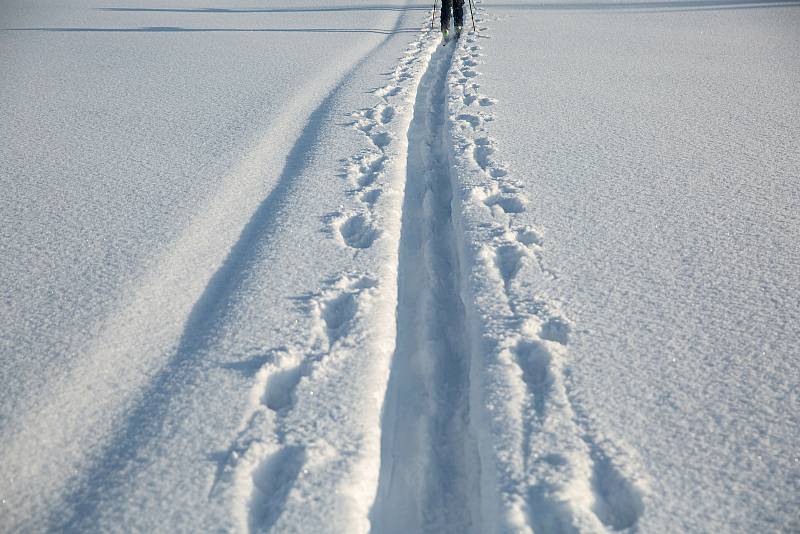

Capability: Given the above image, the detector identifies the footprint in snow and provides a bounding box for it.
[249,445,307,532]
[494,242,529,282]
[370,131,392,149]
[343,151,385,188]
[473,142,493,167]
[457,113,481,128]
[378,85,401,99]
[360,188,381,206]
[514,339,554,419]
[587,441,645,531]
[516,226,544,247]
[337,212,381,249]
[488,195,526,214]
[313,274,376,348]
[538,315,571,345]
[263,359,306,412]
[320,291,359,344]
[380,106,395,124]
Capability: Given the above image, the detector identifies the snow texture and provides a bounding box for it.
[1,0,798,532]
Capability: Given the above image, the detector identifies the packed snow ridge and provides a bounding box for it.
[2,0,799,532]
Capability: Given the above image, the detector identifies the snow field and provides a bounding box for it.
[2,0,798,531]
[1,2,436,530]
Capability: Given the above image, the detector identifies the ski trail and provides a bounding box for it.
[371,38,482,533]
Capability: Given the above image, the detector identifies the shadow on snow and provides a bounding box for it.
[4,27,420,34]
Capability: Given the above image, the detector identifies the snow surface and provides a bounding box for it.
[1,0,798,532]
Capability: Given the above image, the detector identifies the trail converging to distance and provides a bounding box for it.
[2,0,798,532]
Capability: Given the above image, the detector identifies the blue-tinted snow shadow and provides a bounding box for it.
[97,5,428,13]
[4,27,420,34]
[92,0,800,12]
[489,0,800,11]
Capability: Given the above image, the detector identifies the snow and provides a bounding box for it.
[1,0,798,532]
[473,3,800,531]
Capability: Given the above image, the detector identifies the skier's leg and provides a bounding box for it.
[440,0,452,31]
[453,0,465,27]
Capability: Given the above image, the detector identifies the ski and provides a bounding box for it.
[442,25,464,46]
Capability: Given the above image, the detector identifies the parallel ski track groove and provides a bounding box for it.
[371,36,483,533]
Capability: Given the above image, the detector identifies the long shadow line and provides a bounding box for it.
[91,0,800,12]
[488,0,800,9]
[4,27,420,34]
[97,5,428,13]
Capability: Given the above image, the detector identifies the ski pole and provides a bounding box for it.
[468,0,476,32]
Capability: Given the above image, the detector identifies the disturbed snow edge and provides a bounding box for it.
[443,23,650,534]
[209,23,443,534]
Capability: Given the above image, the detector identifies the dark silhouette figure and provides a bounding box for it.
[440,0,465,32]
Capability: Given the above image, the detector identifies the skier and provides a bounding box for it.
[440,0,465,41]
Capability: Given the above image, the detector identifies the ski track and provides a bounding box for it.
[13,4,650,531]
[370,34,481,534]
[211,6,650,532]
